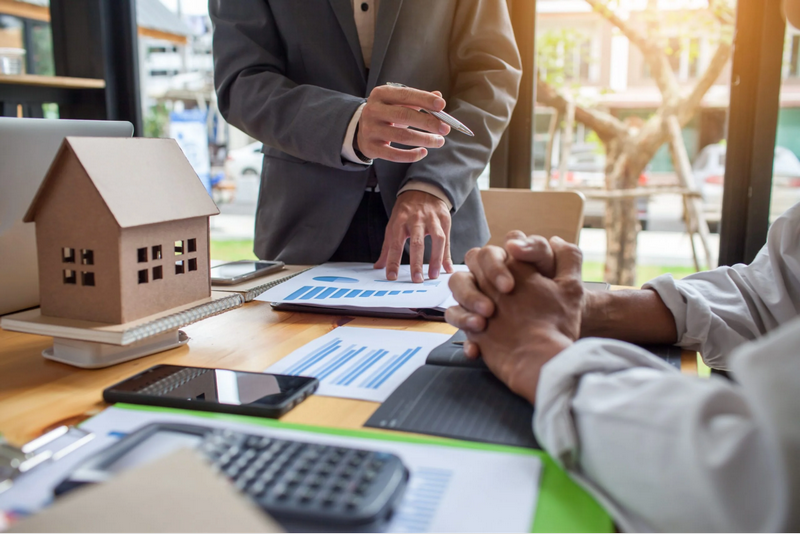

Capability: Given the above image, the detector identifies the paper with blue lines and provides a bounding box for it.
[256,263,460,309]
[265,327,450,402]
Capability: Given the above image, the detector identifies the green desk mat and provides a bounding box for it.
[104,404,613,533]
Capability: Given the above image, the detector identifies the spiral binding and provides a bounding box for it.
[120,294,245,345]
[243,268,310,301]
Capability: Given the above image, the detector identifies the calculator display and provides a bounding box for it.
[109,365,315,407]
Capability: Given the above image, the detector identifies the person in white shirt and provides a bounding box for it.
[444,203,800,531]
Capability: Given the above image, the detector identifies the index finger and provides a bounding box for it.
[378,84,446,112]
[549,236,583,281]
[506,235,556,279]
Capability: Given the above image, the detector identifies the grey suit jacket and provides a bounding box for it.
[211,0,521,264]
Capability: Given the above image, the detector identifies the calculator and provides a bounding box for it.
[55,423,409,532]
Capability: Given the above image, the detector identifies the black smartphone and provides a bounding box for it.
[103,365,318,418]
[210,260,284,285]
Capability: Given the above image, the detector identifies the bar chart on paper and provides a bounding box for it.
[265,327,450,402]
[256,263,459,309]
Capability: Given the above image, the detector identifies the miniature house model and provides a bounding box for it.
[23,137,220,324]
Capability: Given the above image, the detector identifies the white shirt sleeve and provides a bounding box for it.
[643,202,800,369]
[534,334,799,532]
[341,102,372,165]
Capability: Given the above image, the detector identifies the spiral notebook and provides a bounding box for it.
[211,265,312,302]
[0,292,244,345]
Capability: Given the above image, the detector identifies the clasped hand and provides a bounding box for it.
[445,233,585,403]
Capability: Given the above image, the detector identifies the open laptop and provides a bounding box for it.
[0,118,134,316]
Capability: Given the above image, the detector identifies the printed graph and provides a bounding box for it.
[282,337,423,391]
[390,467,454,532]
[284,285,428,301]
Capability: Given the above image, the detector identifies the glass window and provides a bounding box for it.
[534,0,736,285]
[770,28,800,228]
[0,15,24,75]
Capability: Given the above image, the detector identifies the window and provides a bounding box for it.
[187,238,197,253]
[152,245,163,260]
[81,272,95,286]
[81,249,94,265]
[175,260,185,275]
[137,247,148,263]
[174,240,184,255]
[188,258,197,272]
[564,38,593,82]
[62,247,75,263]
[138,269,148,284]
[63,269,76,284]
[153,265,163,280]
[790,35,800,78]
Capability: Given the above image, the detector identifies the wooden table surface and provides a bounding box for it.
[0,299,697,447]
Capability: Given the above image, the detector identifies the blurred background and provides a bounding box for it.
[1,0,793,285]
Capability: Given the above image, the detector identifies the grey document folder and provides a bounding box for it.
[366,330,683,449]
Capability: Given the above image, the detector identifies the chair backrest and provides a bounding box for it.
[480,189,585,246]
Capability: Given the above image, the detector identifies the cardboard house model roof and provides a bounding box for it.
[23,137,220,325]
[24,137,219,227]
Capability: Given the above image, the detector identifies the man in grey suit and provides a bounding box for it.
[211,0,521,282]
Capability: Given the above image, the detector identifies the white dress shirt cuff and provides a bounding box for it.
[533,338,677,470]
[341,103,372,165]
[398,181,453,211]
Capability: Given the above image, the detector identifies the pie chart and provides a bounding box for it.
[313,276,359,283]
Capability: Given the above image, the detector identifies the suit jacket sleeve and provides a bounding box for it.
[210,1,366,170]
[400,0,522,211]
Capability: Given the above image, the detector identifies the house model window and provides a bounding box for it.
[188,238,196,253]
[174,240,184,255]
[82,272,95,286]
[81,249,94,265]
[188,258,197,272]
[152,245,162,260]
[153,265,163,280]
[175,260,185,275]
[62,247,75,263]
[63,269,76,284]
[137,247,148,263]
[138,269,148,284]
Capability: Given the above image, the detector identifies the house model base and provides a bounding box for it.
[42,330,189,369]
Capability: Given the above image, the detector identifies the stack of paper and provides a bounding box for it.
[265,327,451,402]
[256,263,464,318]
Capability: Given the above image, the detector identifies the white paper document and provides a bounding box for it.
[77,407,543,532]
[256,263,462,309]
[265,327,450,402]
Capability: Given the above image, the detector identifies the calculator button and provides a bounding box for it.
[346,496,363,510]
[295,486,314,504]
[248,480,267,497]
[225,464,242,478]
[341,466,356,479]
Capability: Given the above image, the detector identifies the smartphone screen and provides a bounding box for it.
[106,365,315,408]
[210,261,281,282]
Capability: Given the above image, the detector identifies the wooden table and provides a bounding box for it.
[0,300,698,447]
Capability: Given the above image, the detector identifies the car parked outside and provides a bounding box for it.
[550,145,650,230]
[693,144,800,231]
[224,141,264,181]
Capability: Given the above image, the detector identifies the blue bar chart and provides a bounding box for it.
[284,285,429,301]
[256,263,461,309]
[265,327,450,402]
[390,467,453,533]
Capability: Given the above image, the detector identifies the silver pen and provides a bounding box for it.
[386,82,475,137]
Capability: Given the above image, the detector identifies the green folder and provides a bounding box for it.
[104,404,613,533]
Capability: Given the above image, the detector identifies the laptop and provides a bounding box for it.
[0,118,134,317]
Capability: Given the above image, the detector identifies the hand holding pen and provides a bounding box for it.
[355,83,472,164]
